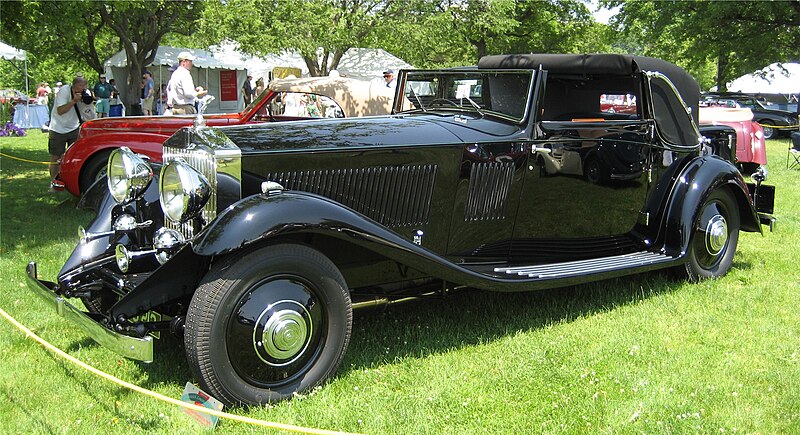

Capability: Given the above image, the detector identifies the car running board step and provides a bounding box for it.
[494,251,675,279]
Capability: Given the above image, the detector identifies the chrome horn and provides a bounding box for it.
[115,244,156,273]
[79,215,153,244]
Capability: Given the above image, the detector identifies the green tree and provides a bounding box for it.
[382,0,601,68]
[200,0,405,76]
[604,0,800,91]
[1,0,203,106]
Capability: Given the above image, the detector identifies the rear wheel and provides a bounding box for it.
[683,189,740,280]
[185,244,352,406]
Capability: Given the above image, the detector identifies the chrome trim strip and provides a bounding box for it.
[25,262,153,362]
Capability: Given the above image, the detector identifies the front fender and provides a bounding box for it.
[661,156,760,256]
[61,133,169,196]
[193,191,412,257]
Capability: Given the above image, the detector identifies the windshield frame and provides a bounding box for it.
[394,69,536,124]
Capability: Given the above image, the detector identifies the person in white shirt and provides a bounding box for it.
[168,51,207,114]
[48,75,95,190]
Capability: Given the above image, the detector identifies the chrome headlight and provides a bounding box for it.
[159,159,211,223]
[107,147,153,203]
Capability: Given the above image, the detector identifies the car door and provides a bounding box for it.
[510,75,653,264]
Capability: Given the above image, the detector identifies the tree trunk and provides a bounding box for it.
[715,53,730,92]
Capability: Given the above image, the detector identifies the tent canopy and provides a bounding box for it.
[0,41,26,61]
[104,45,245,70]
[727,62,800,95]
[210,44,413,82]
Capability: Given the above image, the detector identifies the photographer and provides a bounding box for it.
[47,75,95,192]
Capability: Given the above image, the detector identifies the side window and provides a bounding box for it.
[264,92,344,118]
[542,76,640,121]
[648,75,701,148]
[600,94,638,116]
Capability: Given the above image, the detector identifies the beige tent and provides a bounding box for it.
[268,76,400,117]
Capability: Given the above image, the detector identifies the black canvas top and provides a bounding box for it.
[478,53,700,122]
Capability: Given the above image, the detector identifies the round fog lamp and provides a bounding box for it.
[154,228,186,264]
[107,147,153,203]
[159,159,211,223]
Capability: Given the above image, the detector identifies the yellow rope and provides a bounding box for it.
[0,151,51,165]
[0,306,361,435]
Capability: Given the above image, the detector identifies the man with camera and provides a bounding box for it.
[47,75,95,192]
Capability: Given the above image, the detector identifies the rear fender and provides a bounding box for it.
[660,156,760,257]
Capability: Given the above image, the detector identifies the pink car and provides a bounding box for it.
[699,107,767,174]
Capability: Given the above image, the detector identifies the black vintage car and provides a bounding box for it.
[27,54,775,407]
[702,92,799,139]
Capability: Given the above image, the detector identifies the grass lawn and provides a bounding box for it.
[0,131,798,434]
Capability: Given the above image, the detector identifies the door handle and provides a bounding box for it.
[531,145,551,154]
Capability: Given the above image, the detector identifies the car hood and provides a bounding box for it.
[216,113,527,153]
[78,113,242,136]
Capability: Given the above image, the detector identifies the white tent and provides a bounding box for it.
[1,41,33,127]
[210,44,413,83]
[104,45,248,114]
[727,62,800,95]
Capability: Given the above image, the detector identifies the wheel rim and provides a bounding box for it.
[762,125,774,138]
[693,200,730,270]
[226,275,325,388]
[257,301,311,365]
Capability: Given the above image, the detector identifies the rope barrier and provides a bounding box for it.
[0,306,361,435]
[0,151,51,165]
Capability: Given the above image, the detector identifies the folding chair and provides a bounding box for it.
[790,132,800,170]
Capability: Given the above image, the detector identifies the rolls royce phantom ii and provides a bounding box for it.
[27,54,774,407]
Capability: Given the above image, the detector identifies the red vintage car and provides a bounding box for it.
[57,76,394,196]
[698,106,767,174]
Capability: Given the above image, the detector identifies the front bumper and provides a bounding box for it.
[25,262,153,362]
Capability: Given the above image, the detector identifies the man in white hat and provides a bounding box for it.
[168,51,207,114]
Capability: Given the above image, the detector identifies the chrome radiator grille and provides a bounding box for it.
[162,145,218,239]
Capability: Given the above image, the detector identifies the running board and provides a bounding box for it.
[494,251,675,279]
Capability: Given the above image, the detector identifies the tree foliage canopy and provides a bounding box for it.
[604,0,800,90]
[197,0,602,74]
[0,0,202,105]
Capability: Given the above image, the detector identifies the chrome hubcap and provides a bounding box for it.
[254,300,312,366]
[705,214,727,255]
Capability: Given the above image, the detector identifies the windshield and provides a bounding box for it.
[397,69,534,123]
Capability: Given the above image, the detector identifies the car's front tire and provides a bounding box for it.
[79,150,112,194]
[185,243,352,406]
[683,188,740,280]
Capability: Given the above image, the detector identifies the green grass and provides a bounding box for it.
[1,131,798,434]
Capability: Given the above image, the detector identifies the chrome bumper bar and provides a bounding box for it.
[25,262,153,363]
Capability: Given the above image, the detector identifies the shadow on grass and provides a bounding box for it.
[341,269,685,371]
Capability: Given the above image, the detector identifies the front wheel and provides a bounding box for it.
[683,189,740,280]
[79,151,112,194]
[185,244,352,406]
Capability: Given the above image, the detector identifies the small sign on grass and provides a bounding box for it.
[181,382,224,429]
